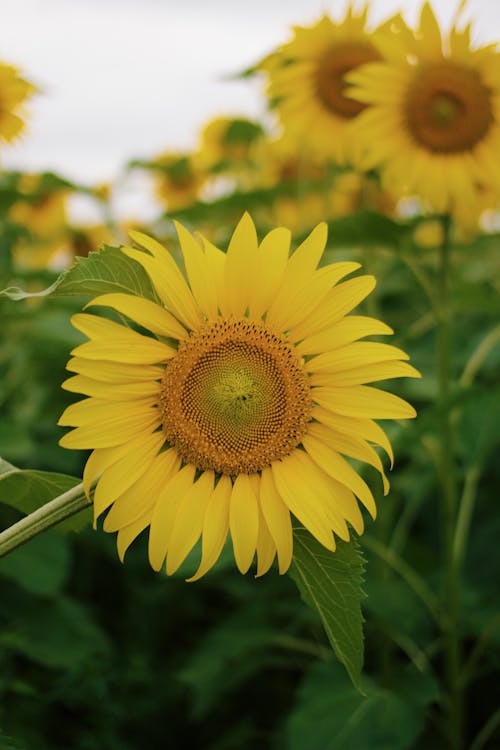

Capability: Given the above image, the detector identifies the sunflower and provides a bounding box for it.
[347,3,500,220]
[151,152,205,212]
[0,63,35,144]
[258,5,395,164]
[58,214,419,579]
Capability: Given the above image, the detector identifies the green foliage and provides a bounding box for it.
[1,245,159,302]
[285,660,438,750]
[0,460,90,532]
[289,530,365,690]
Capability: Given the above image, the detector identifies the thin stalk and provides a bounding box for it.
[0,483,91,558]
[437,214,462,750]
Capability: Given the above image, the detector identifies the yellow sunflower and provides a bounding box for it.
[258,5,395,164]
[152,152,205,212]
[0,63,35,144]
[347,2,500,220]
[58,214,419,579]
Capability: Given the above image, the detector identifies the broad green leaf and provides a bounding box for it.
[0,245,159,302]
[327,211,407,249]
[0,532,70,595]
[288,529,365,690]
[0,461,90,533]
[0,597,109,669]
[285,660,439,750]
[0,731,26,750]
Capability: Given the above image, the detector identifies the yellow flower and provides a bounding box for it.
[347,2,500,221]
[9,177,68,269]
[259,5,394,164]
[197,116,265,171]
[152,152,205,211]
[0,63,35,144]
[58,215,419,579]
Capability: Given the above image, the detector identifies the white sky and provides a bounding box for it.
[1,0,499,190]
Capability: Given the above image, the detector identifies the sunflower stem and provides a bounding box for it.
[437,214,462,750]
[0,483,91,558]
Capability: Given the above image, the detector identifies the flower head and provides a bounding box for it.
[258,5,394,164]
[59,214,419,579]
[347,2,500,220]
[0,63,36,144]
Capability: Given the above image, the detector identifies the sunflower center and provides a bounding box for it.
[314,41,381,119]
[159,318,312,475]
[405,62,493,153]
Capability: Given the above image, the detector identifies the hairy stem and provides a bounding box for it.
[0,483,91,558]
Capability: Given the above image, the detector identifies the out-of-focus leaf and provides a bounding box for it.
[0,532,70,595]
[0,461,90,532]
[288,530,365,690]
[0,731,27,750]
[457,387,500,466]
[327,211,407,249]
[285,660,438,750]
[0,245,159,302]
[0,597,109,669]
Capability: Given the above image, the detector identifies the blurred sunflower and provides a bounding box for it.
[197,116,265,173]
[152,152,205,212]
[347,3,500,220]
[0,63,35,144]
[59,215,419,579]
[258,5,394,163]
[9,175,68,268]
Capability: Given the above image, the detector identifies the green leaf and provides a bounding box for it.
[327,211,407,249]
[0,731,27,750]
[0,597,109,669]
[0,532,70,595]
[285,660,438,750]
[0,461,90,533]
[288,529,365,690]
[0,245,159,302]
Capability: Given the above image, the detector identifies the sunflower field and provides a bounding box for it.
[1,2,499,749]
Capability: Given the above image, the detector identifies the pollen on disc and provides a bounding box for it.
[159,318,312,475]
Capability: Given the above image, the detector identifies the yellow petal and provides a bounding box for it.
[62,375,160,401]
[255,509,276,577]
[83,441,138,500]
[313,406,394,468]
[288,276,376,343]
[306,341,409,374]
[307,421,389,495]
[224,213,259,317]
[148,464,196,572]
[121,245,202,330]
[271,452,335,551]
[85,293,187,340]
[188,475,232,582]
[249,227,290,319]
[312,385,417,419]
[302,432,377,518]
[199,235,230,317]
[58,398,157,427]
[310,360,421,387]
[174,221,218,319]
[268,263,360,333]
[66,357,163,384]
[71,337,173,365]
[321,474,365,536]
[117,507,154,562]
[59,410,160,449]
[166,470,215,575]
[260,468,293,574]
[229,473,259,574]
[103,449,181,532]
[93,430,165,520]
[297,316,393,355]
